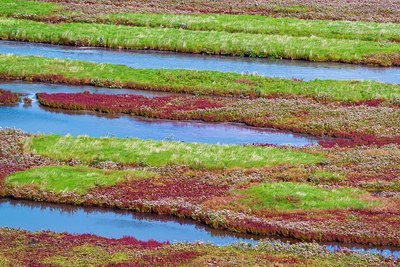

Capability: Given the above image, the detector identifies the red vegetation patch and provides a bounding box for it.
[362,53,400,67]
[33,232,166,249]
[319,132,400,148]
[0,89,19,104]
[37,91,225,115]
[348,168,400,184]
[0,228,202,266]
[36,91,400,147]
[40,0,400,23]
[90,176,230,203]
[346,99,385,107]
[137,251,200,266]
[0,163,25,182]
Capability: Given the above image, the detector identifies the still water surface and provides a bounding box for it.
[0,199,398,259]
[0,81,321,145]
[0,40,398,84]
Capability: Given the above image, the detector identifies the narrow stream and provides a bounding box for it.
[0,40,398,84]
[0,81,322,145]
[0,199,398,259]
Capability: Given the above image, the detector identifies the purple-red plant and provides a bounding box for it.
[37,91,225,115]
[0,89,19,104]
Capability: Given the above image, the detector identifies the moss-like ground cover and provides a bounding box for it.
[5,166,155,194]
[1,55,399,102]
[236,182,373,211]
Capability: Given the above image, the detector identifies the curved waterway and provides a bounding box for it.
[0,40,399,84]
[0,81,321,145]
[0,198,398,259]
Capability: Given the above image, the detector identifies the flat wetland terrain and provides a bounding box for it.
[0,0,399,266]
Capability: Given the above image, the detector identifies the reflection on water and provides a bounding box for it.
[0,81,322,146]
[0,198,260,245]
[0,40,398,84]
[0,198,398,259]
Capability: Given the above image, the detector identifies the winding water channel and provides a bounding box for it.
[0,81,321,145]
[0,40,399,84]
[1,199,398,259]
[1,39,399,261]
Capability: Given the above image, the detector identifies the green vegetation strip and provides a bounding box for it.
[5,166,154,194]
[24,135,324,169]
[236,182,373,211]
[1,54,399,102]
[102,14,400,43]
[0,18,399,65]
[0,0,399,43]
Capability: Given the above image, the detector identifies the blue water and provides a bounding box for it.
[0,199,398,259]
[0,81,321,145]
[0,199,257,245]
[0,40,398,84]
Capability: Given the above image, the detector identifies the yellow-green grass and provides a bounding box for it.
[5,166,155,194]
[1,54,399,102]
[0,18,399,65]
[236,182,374,211]
[0,0,398,43]
[24,135,324,170]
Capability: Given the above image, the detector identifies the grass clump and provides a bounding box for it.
[0,54,398,102]
[0,18,398,66]
[24,135,324,170]
[237,182,373,211]
[5,166,154,194]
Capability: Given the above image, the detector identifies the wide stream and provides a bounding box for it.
[0,199,398,259]
[0,81,321,145]
[0,40,398,84]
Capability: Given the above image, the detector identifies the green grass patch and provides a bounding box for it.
[0,18,399,65]
[5,166,154,194]
[103,13,400,42]
[236,182,374,211]
[24,135,324,170]
[0,54,398,102]
[0,0,59,17]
